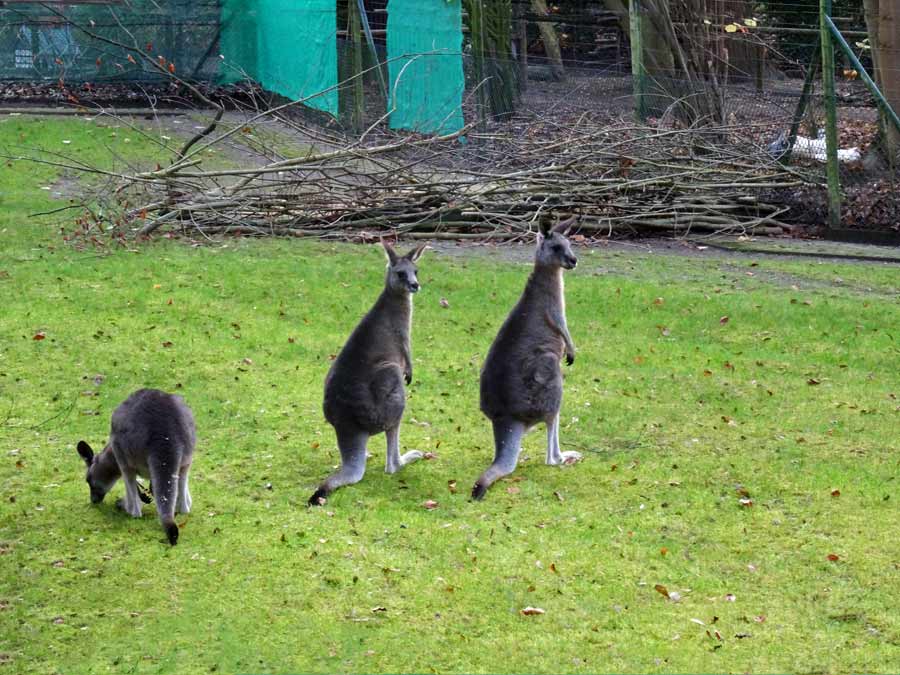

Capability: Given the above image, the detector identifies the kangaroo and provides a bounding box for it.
[309,240,428,505]
[473,217,581,500]
[75,388,196,545]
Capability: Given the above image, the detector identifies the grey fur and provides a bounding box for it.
[76,389,196,545]
[309,241,427,505]
[473,217,582,500]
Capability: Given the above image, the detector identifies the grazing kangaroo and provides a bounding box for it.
[309,240,428,505]
[473,217,581,500]
[76,388,196,545]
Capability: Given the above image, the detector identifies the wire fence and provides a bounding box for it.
[1,0,893,231]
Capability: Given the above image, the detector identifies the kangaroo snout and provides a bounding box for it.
[563,255,577,269]
[409,281,420,293]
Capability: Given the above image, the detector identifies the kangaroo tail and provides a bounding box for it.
[149,456,180,546]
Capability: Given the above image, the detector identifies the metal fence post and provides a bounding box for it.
[629,0,646,122]
[820,0,841,228]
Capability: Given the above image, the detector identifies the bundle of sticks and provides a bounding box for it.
[88,109,820,240]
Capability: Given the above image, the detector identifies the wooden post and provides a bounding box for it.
[755,42,765,92]
[629,0,646,122]
[348,0,365,133]
[820,0,841,228]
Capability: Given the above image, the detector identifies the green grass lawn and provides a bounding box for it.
[1,116,899,674]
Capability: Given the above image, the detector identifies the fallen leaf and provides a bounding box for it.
[507,486,520,495]
[33,332,46,341]
[422,500,438,510]
[447,480,457,494]
[719,316,729,324]
[660,547,668,556]
[553,491,564,502]
[831,489,841,497]
[439,297,450,308]
[724,593,736,602]
[654,584,670,598]
[521,606,545,616]
[690,618,706,626]
[161,341,173,348]
[754,615,766,623]
[807,378,821,385]
[827,553,840,561]
[738,498,753,507]
[371,606,387,613]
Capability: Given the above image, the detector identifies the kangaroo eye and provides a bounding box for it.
[398,271,407,280]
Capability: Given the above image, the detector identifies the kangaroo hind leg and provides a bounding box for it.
[176,462,192,514]
[385,425,423,474]
[472,418,526,501]
[116,468,145,518]
[545,412,582,466]
[308,427,368,506]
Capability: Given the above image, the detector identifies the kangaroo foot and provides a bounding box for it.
[307,487,329,507]
[115,497,143,518]
[471,480,489,501]
[547,450,583,465]
[386,450,424,474]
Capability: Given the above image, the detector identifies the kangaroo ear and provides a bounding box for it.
[380,238,398,265]
[538,218,552,236]
[405,243,427,262]
[76,441,94,465]
[552,215,578,235]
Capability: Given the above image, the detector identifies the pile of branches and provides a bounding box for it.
[53,105,821,241]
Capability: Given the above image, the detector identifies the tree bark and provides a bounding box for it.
[531,0,566,80]
[863,0,899,153]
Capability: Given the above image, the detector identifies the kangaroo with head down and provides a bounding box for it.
[76,388,196,545]
[473,217,582,500]
[309,240,428,505]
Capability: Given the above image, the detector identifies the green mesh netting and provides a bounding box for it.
[219,0,338,116]
[386,0,465,134]
[0,0,219,82]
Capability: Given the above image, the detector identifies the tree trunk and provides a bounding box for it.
[863,0,900,154]
[530,0,565,80]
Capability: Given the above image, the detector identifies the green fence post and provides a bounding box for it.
[820,0,841,228]
[629,0,646,123]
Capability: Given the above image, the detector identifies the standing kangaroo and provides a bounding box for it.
[473,217,581,500]
[75,388,196,545]
[309,241,428,505]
